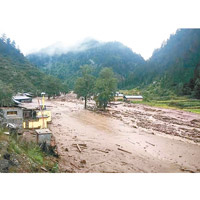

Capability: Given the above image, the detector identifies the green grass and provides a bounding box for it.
[9,140,22,154]
[119,88,200,114]
[0,128,59,172]
[119,89,141,95]
[131,98,200,114]
[26,145,44,165]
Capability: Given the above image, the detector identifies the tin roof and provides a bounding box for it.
[13,96,32,100]
[124,95,143,99]
[115,93,124,97]
[24,93,33,97]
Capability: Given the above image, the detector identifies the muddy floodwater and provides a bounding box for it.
[42,94,200,172]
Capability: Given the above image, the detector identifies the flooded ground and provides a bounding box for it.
[42,94,200,172]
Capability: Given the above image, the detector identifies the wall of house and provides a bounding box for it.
[126,98,143,101]
[23,118,48,129]
[17,99,32,103]
[37,110,51,122]
[0,107,23,128]
[37,133,52,145]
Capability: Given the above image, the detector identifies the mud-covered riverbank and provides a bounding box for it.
[40,94,200,172]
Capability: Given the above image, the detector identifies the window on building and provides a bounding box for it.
[7,111,18,115]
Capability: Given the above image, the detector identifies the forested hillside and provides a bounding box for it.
[27,40,145,88]
[0,34,67,102]
[27,29,200,99]
[140,29,200,98]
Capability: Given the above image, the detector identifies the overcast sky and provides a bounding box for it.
[0,0,199,59]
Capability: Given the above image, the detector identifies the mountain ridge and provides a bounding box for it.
[27,29,200,98]
[0,35,66,100]
[27,40,145,88]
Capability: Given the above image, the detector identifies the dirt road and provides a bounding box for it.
[45,95,200,173]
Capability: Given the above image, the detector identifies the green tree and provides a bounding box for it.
[61,82,69,95]
[0,81,13,106]
[43,76,62,99]
[74,65,95,109]
[95,68,117,110]
[193,78,200,99]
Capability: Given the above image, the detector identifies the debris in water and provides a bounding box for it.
[117,148,132,154]
[76,144,82,153]
[145,141,155,146]
[128,139,135,145]
[70,162,80,170]
[91,161,106,166]
[92,148,109,153]
[41,167,48,172]
[65,148,69,152]
[80,160,86,164]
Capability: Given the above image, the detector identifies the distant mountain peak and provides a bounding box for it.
[32,38,102,56]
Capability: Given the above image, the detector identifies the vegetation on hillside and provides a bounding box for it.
[142,29,200,98]
[2,29,200,104]
[27,40,145,89]
[0,80,13,106]
[130,98,200,114]
[0,128,59,173]
[0,34,68,103]
[27,29,200,100]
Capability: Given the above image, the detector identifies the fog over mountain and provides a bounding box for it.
[27,29,200,99]
[32,38,105,56]
[27,39,145,89]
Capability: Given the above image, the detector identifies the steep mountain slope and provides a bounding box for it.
[27,29,200,98]
[142,29,200,95]
[0,35,64,98]
[27,40,145,88]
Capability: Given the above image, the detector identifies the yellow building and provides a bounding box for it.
[23,109,51,129]
[37,110,51,122]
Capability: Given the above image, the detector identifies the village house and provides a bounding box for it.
[20,92,51,129]
[0,104,51,130]
[0,93,52,147]
[13,95,32,103]
[124,95,143,101]
[0,106,23,128]
[22,105,51,129]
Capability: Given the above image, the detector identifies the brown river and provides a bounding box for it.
[42,94,200,172]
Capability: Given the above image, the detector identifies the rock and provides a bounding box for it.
[0,159,9,172]
[10,157,19,166]
[80,160,86,164]
[65,148,69,152]
[41,166,48,172]
[3,153,10,160]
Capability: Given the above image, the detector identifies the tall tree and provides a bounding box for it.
[61,82,69,95]
[95,68,117,110]
[193,78,200,99]
[74,65,95,109]
[0,81,13,106]
[43,76,63,99]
